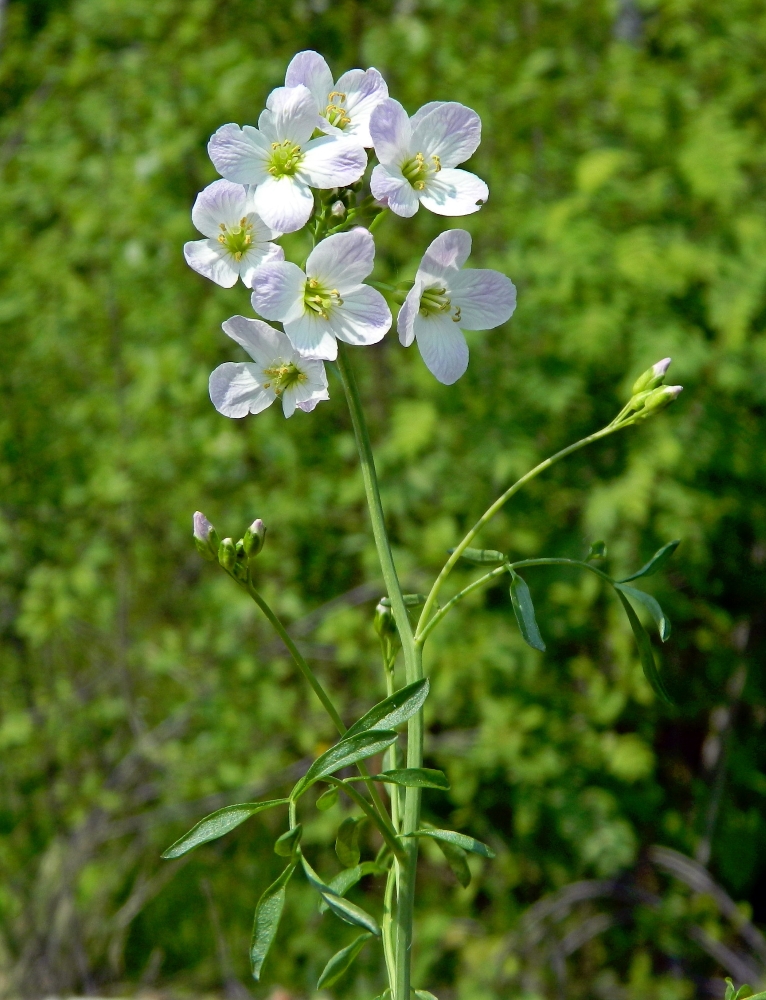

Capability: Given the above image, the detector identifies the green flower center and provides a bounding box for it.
[304,277,343,320]
[401,151,442,191]
[268,140,304,178]
[419,285,461,323]
[262,360,308,396]
[217,218,253,260]
[324,90,351,129]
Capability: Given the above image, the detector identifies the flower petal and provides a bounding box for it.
[331,286,391,347]
[251,261,307,325]
[334,67,389,146]
[221,315,290,366]
[209,362,275,417]
[369,98,412,167]
[396,279,425,347]
[449,269,517,330]
[184,240,239,287]
[208,123,270,186]
[191,179,250,238]
[285,50,333,112]
[418,229,472,282]
[306,228,375,291]
[240,241,285,289]
[419,168,488,216]
[253,175,314,233]
[411,102,482,168]
[414,313,469,385]
[410,101,446,130]
[284,311,339,360]
[370,165,420,217]
[264,85,323,145]
[284,359,330,416]
[301,135,367,188]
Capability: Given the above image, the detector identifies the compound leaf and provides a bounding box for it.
[161,799,288,859]
[316,932,373,989]
[509,571,546,652]
[250,862,295,980]
[345,679,430,739]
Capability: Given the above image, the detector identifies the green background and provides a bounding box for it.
[2,0,766,997]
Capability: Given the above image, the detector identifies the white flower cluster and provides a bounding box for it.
[184,50,517,417]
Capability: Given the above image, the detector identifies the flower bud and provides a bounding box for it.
[193,511,219,561]
[640,384,683,415]
[243,518,267,558]
[330,200,346,218]
[632,357,672,395]
[374,600,398,640]
[218,537,237,572]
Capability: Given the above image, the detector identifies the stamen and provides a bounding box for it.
[401,150,439,191]
[217,218,256,260]
[303,278,344,319]
[263,361,308,396]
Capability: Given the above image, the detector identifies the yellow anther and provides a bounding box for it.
[432,154,442,172]
[328,91,347,103]
[219,222,226,230]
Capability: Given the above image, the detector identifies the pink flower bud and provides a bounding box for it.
[193,511,219,560]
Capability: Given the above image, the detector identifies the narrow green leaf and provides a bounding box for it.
[300,854,381,935]
[450,546,506,566]
[292,730,398,799]
[372,768,450,790]
[404,828,495,858]
[435,838,471,888]
[161,799,288,859]
[415,991,439,1000]
[615,583,671,641]
[336,816,364,868]
[316,932,373,989]
[619,539,680,582]
[319,862,381,912]
[615,589,673,705]
[725,982,766,1000]
[274,824,302,857]
[316,786,339,811]
[250,862,295,980]
[509,571,546,652]
[345,679,430,739]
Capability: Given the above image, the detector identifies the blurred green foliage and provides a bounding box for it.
[2,0,766,997]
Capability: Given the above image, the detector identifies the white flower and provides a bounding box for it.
[369,99,489,218]
[397,230,516,385]
[251,228,391,361]
[285,50,388,147]
[208,86,367,234]
[209,317,329,418]
[183,180,284,288]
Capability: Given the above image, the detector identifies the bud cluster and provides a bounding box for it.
[192,512,267,581]
[611,358,683,427]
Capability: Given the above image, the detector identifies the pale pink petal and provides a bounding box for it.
[221,315,290,366]
[264,85,323,145]
[183,240,239,287]
[331,286,391,347]
[334,67,389,146]
[295,388,330,412]
[209,362,275,417]
[414,313,470,385]
[449,269,517,330]
[369,98,412,168]
[418,230,472,282]
[410,101,446,130]
[419,168,488,216]
[370,165,420,217]
[253,175,315,233]
[240,242,285,289]
[301,135,367,188]
[208,124,271,186]
[396,279,425,347]
[251,261,307,325]
[411,102,482,168]
[306,228,374,292]
[284,311,339,360]
[191,180,250,238]
[285,51,333,112]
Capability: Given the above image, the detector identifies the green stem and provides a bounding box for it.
[243,575,390,823]
[335,343,419,1000]
[416,422,625,641]
[369,208,389,233]
[418,564,510,643]
[325,776,404,859]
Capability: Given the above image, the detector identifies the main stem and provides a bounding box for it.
[335,344,420,1000]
